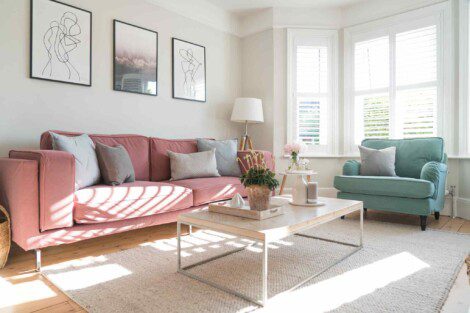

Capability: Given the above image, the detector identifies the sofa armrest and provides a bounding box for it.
[9,150,75,231]
[0,158,40,250]
[343,160,361,176]
[420,161,447,200]
[237,150,275,173]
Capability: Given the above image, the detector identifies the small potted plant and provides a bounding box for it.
[239,152,279,211]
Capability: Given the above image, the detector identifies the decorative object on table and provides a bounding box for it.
[239,151,279,211]
[172,38,206,102]
[229,193,244,208]
[278,170,315,195]
[307,182,319,203]
[231,98,264,150]
[283,142,308,172]
[358,145,396,176]
[30,0,92,86]
[168,149,220,180]
[113,20,158,96]
[0,205,10,269]
[95,142,135,185]
[208,202,284,220]
[197,138,241,177]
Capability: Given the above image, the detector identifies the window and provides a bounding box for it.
[344,3,452,154]
[287,29,338,155]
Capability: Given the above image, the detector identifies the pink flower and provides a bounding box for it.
[284,142,305,155]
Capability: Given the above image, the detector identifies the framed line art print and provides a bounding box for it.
[113,20,158,96]
[172,38,206,102]
[30,0,92,86]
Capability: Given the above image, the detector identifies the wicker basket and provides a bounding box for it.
[0,205,11,269]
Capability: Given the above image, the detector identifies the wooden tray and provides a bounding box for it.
[209,202,284,220]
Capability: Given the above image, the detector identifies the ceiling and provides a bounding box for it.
[206,0,367,15]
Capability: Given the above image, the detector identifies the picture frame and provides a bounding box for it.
[30,0,92,86]
[172,38,206,102]
[113,20,158,96]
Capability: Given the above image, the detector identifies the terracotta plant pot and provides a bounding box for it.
[246,185,271,211]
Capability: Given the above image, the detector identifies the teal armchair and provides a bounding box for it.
[334,138,447,230]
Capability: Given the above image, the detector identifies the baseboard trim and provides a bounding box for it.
[456,197,470,220]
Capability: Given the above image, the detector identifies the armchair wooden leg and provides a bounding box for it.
[420,215,427,231]
[434,212,440,220]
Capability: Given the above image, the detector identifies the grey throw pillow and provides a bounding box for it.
[50,132,101,190]
[359,145,396,176]
[197,139,241,177]
[168,149,220,180]
[95,143,135,185]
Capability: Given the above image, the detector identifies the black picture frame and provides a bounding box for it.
[113,19,158,96]
[172,38,206,102]
[30,0,92,86]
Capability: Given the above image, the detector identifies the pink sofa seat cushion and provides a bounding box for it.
[41,131,150,181]
[74,181,193,224]
[170,177,246,206]
[150,137,198,181]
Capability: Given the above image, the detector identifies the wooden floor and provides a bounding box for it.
[0,211,469,313]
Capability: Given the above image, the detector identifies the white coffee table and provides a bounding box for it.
[177,196,363,306]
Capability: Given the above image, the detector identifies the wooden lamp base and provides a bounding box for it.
[239,135,254,150]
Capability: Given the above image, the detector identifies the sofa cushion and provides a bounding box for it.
[41,131,150,181]
[74,181,193,224]
[170,177,246,206]
[361,138,444,179]
[168,149,220,180]
[334,175,435,199]
[150,138,198,181]
[50,132,101,190]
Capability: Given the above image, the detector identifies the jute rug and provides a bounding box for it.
[43,219,470,312]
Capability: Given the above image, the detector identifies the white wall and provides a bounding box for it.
[241,29,274,152]
[0,0,243,156]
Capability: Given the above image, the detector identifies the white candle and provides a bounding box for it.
[307,182,318,203]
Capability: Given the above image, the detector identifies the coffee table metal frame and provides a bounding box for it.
[177,206,363,307]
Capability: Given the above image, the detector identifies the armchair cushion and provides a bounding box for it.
[334,175,434,199]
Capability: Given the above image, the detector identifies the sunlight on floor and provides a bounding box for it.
[255,252,430,313]
[46,264,132,290]
[0,277,57,309]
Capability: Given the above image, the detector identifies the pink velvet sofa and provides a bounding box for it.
[0,131,273,268]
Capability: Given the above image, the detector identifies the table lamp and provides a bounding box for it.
[231,98,264,150]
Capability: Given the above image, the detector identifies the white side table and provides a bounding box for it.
[277,170,317,196]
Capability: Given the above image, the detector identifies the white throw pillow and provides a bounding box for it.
[359,145,396,176]
[168,149,220,180]
[50,132,101,190]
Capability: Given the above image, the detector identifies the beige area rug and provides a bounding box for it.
[42,219,470,313]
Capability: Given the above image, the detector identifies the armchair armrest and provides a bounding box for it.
[420,161,447,200]
[9,150,75,231]
[237,150,274,173]
[343,160,361,176]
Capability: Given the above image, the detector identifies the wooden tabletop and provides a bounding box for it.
[178,196,363,242]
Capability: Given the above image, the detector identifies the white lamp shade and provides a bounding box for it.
[230,98,264,123]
